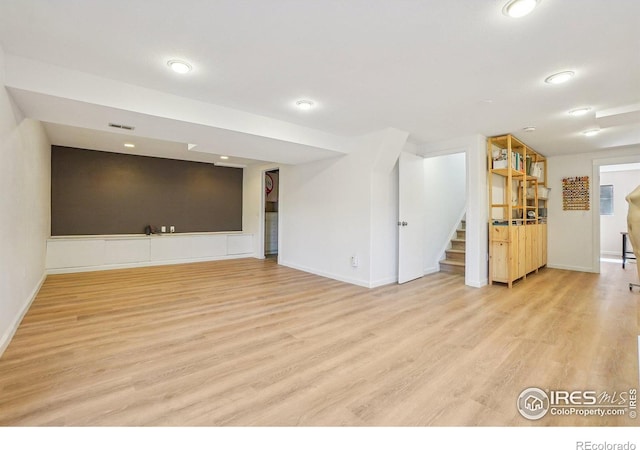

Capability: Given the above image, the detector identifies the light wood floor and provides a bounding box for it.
[0,259,638,426]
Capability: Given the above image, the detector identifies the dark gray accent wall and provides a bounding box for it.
[51,146,243,235]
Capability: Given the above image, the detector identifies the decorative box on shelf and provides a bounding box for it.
[493,159,508,169]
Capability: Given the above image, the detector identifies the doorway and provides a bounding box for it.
[398,151,468,284]
[264,169,279,259]
[599,163,640,265]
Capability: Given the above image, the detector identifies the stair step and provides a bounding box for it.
[440,259,465,275]
[440,259,465,267]
[460,220,466,230]
[451,238,466,250]
[456,229,466,239]
[445,249,466,262]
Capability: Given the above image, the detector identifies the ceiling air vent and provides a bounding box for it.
[108,122,135,131]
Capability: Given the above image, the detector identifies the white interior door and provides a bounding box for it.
[398,152,425,284]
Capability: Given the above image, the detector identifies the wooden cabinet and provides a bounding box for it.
[488,134,548,287]
[490,225,526,283]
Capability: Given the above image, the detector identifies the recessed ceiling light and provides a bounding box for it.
[220,156,229,160]
[503,0,540,18]
[295,99,315,111]
[568,107,591,117]
[167,59,192,74]
[523,126,536,132]
[124,143,135,148]
[544,71,575,85]
[582,128,601,137]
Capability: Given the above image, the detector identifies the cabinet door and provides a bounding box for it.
[525,225,538,273]
[491,241,509,282]
[516,226,526,278]
[539,223,547,267]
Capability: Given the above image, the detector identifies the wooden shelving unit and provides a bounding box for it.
[488,134,548,287]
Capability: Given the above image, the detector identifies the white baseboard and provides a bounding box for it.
[465,278,488,288]
[370,276,398,288]
[0,272,46,358]
[278,260,371,288]
[546,263,597,273]
[601,251,621,257]
[424,266,440,276]
[46,253,253,275]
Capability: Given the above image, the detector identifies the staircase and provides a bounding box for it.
[440,220,466,275]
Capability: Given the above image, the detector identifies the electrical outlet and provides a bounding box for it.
[170,225,175,233]
[351,255,359,268]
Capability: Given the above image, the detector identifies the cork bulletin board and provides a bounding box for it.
[562,176,590,211]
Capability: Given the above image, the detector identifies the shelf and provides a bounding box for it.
[491,168,526,177]
[487,134,548,288]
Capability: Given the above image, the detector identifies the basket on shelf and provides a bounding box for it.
[526,186,550,200]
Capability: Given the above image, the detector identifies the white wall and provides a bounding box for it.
[547,147,640,273]
[279,153,372,286]
[280,129,408,287]
[600,169,640,256]
[0,45,51,356]
[423,152,466,273]
[243,128,408,287]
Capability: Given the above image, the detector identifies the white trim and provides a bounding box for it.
[546,263,598,273]
[466,279,488,288]
[370,276,398,288]
[424,266,440,276]
[279,260,371,288]
[0,272,46,358]
[592,163,602,274]
[46,254,252,275]
[600,257,623,264]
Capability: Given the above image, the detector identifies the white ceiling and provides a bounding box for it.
[0,0,639,163]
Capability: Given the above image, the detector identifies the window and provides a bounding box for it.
[600,185,613,215]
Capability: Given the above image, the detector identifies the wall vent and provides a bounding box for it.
[108,123,135,131]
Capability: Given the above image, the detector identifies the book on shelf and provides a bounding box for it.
[511,151,523,171]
